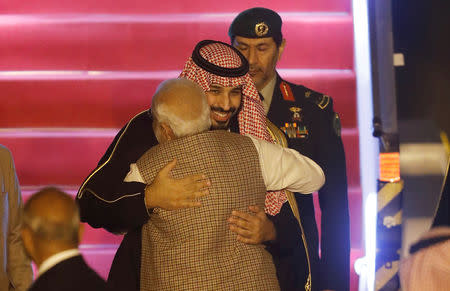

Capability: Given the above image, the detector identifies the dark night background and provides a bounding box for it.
[393,0,450,136]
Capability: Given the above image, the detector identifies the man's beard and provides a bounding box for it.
[210,106,239,130]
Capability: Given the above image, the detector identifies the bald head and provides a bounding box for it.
[152,78,211,142]
[23,187,80,246]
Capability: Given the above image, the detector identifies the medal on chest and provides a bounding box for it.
[280,106,309,139]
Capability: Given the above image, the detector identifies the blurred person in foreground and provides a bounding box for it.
[400,161,450,291]
[21,187,106,291]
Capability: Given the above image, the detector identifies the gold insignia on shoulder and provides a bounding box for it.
[255,22,269,37]
[318,95,330,109]
[305,91,312,98]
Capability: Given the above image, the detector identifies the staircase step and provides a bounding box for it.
[4,130,116,186]
[0,14,353,71]
[3,128,360,188]
[80,245,118,280]
[0,69,356,128]
[1,1,351,14]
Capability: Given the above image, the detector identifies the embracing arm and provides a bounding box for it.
[228,136,325,244]
[76,111,157,233]
[77,111,211,233]
[248,135,325,193]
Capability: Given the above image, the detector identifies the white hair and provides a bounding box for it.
[151,79,211,138]
[153,102,211,138]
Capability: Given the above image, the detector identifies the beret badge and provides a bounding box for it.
[255,22,269,37]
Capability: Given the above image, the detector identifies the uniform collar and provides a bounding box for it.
[266,74,284,120]
[259,75,277,114]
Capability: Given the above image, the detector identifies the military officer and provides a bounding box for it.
[227,7,350,291]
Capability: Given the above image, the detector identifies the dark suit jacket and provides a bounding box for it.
[28,255,107,291]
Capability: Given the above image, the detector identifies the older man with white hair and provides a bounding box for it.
[21,187,106,291]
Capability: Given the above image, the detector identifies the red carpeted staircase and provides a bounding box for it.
[0,0,362,289]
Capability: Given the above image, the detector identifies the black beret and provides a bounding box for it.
[228,7,282,40]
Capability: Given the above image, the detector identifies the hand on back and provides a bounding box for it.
[228,205,276,244]
[144,159,210,210]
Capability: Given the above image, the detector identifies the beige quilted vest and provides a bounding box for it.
[137,130,279,291]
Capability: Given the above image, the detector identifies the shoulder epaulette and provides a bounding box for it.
[305,90,331,110]
[280,81,295,102]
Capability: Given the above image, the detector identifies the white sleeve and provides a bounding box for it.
[246,135,325,194]
[123,163,145,183]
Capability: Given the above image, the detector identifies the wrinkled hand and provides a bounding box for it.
[144,159,210,210]
[227,205,276,244]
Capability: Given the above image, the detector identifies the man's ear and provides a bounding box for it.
[160,122,176,141]
[277,39,286,61]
